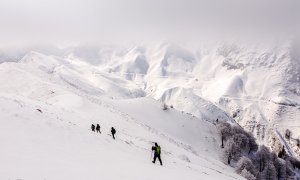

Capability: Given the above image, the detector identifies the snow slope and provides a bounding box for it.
[0,55,242,179]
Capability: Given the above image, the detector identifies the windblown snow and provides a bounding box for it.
[0,40,299,179]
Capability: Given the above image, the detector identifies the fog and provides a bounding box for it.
[0,0,299,45]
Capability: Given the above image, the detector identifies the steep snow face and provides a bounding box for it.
[156,44,196,76]
[157,87,233,123]
[107,46,150,76]
[0,59,243,179]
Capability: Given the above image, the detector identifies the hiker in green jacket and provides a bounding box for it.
[152,142,163,166]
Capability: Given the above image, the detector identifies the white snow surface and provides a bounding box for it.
[0,50,244,179]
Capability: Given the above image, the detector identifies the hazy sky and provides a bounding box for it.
[0,0,299,45]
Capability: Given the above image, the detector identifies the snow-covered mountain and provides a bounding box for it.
[87,40,300,148]
[56,41,300,145]
[0,40,299,179]
[0,47,243,179]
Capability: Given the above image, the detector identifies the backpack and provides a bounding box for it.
[156,146,161,154]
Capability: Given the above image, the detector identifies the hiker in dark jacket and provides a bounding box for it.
[96,124,101,133]
[152,142,162,166]
[91,124,95,132]
[111,127,116,140]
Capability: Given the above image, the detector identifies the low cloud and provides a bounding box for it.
[0,0,299,45]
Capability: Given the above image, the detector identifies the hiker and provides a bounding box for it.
[96,124,101,133]
[91,124,95,132]
[152,142,163,166]
[111,127,116,140]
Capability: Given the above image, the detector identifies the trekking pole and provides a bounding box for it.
[150,142,155,162]
[150,150,153,161]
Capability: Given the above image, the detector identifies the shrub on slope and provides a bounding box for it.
[217,122,300,180]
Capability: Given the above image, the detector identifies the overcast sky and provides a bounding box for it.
[0,0,299,45]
